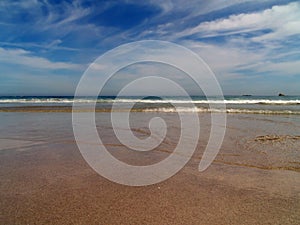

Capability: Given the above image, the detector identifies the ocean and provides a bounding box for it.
[0,95,300,114]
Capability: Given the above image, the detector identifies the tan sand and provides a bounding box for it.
[0,112,299,224]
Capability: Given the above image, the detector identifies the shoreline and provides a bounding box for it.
[1,105,300,115]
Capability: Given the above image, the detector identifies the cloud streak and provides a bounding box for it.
[177,2,300,41]
[0,47,80,70]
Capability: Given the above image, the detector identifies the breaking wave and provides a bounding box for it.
[0,97,300,105]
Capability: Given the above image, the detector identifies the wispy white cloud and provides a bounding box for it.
[243,60,300,76]
[0,0,39,9]
[41,0,91,30]
[0,40,80,52]
[150,0,259,18]
[0,71,79,96]
[182,40,265,77]
[0,47,80,70]
[177,2,300,41]
[181,34,300,86]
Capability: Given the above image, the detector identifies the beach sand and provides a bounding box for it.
[0,111,299,224]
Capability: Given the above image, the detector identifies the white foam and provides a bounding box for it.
[142,107,300,115]
[0,98,299,105]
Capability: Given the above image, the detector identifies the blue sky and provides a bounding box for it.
[0,0,299,96]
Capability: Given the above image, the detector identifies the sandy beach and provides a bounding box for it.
[2,0,300,224]
[0,110,299,224]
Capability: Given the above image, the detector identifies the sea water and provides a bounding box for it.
[0,95,300,114]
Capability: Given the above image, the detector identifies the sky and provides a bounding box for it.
[0,0,299,96]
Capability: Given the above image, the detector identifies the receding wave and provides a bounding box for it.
[0,106,299,114]
[109,99,300,105]
[1,97,300,105]
[142,107,300,115]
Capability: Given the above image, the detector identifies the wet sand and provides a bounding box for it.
[0,111,299,224]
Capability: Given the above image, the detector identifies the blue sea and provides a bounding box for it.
[0,95,300,114]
